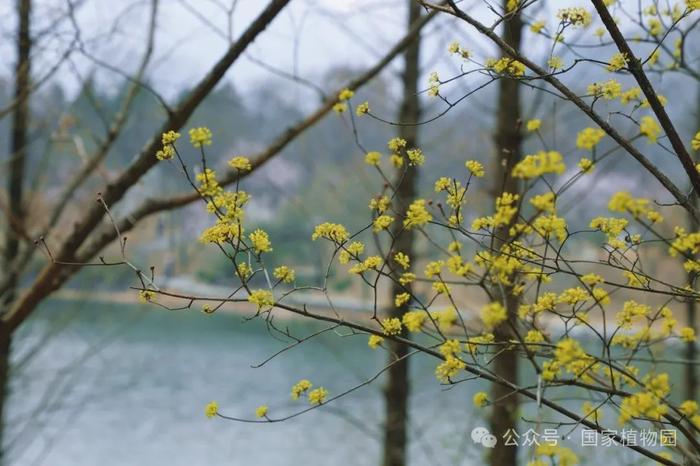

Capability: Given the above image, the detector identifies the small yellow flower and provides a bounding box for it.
[255,405,268,418]
[578,157,594,172]
[480,302,507,330]
[365,151,381,166]
[691,131,700,151]
[576,128,606,150]
[189,127,213,147]
[273,266,295,283]
[248,289,274,310]
[308,387,328,405]
[205,401,218,418]
[394,252,410,270]
[607,52,628,72]
[465,160,485,177]
[228,156,252,171]
[368,334,384,349]
[381,317,402,335]
[291,379,313,399]
[249,229,272,253]
[338,88,354,101]
[161,130,180,145]
[473,391,489,407]
[680,327,697,342]
[526,119,541,132]
[530,20,545,33]
[333,102,347,113]
[640,116,661,143]
[138,290,155,303]
[356,101,370,116]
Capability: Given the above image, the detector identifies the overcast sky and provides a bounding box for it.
[0,0,478,107]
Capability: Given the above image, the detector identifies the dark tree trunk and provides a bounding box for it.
[488,5,523,466]
[382,2,421,466]
[4,0,31,305]
[685,84,700,403]
[1,0,32,461]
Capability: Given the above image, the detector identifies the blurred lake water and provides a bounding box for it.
[7,299,488,466]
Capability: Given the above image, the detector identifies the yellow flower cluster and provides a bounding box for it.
[356,101,369,116]
[394,251,410,269]
[590,216,629,248]
[228,156,252,171]
[308,387,328,405]
[532,214,567,241]
[435,355,465,382]
[530,192,555,212]
[486,57,526,77]
[368,334,384,349]
[291,379,313,399]
[576,127,605,150]
[369,195,391,213]
[196,168,221,197]
[138,289,155,303]
[199,187,250,244]
[406,148,425,166]
[386,138,408,152]
[557,7,592,27]
[607,52,628,72]
[336,242,362,265]
[255,405,268,418]
[608,191,663,223]
[249,229,272,253]
[530,21,545,34]
[472,193,519,230]
[427,72,440,97]
[481,302,507,329]
[248,289,274,310]
[273,265,295,283]
[156,130,180,160]
[447,41,471,59]
[403,199,432,229]
[205,401,218,418]
[373,214,394,232]
[619,376,670,424]
[465,159,485,177]
[526,119,541,132]
[542,338,595,382]
[639,116,661,143]
[512,151,565,179]
[312,222,349,243]
[348,255,382,274]
[189,127,212,147]
[365,151,381,166]
[475,242,535,285]
[588,80,622,100]
[381,317,402,335]
[692,131,700,150]
[473,391,489,407]
[402,310,426,332]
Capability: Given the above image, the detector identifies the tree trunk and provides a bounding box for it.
[685,81,700,403]
[382,3,421,466]
[1,0,32,461]
[4,0,31,306]
[488,5,523,466]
